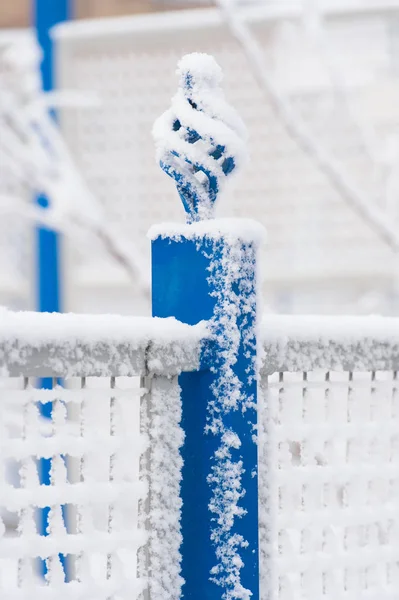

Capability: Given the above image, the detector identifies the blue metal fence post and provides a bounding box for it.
[34,0,70,318]
[33,0,71,577]
[151,52,263,599]
[152,225,261,599]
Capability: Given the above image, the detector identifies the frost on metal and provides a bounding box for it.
[150,217,262,598]
[257,379,274,600]
[152,51,262,597]
[152,53,248,222]
[148,218,265,245]
[206,232,259,600]
[258,367,399,600]
[0,308,206,377]
[152,219,262,599]
[259,316,399,600]
[0,375,147,598]
[141,376,185,600]
[261,314,399,375]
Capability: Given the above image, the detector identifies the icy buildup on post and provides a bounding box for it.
[205,235,260,600]
[152,54,262,598]
[152,53,248,222]
[151,221,264,600]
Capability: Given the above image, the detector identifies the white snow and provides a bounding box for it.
[148,218,266,244]
[0,308,208,377]
[152,53,248,221]
[202,232,260,599]
[0,374,148,598]
[142,376,184,600]
[0,308,204,347]
[261,314,399,375]
[0,34,150,295]
[1,309,399,599]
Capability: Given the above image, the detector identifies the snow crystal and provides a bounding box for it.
[205,233,259,600]
[1,302,399,599]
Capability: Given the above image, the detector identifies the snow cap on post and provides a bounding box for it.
[152,53,248,222]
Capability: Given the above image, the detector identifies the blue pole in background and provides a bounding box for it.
[33,0,70,577]
[34,0,69,318]
[152,228,260,600]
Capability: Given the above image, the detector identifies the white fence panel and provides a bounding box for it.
[260,315,399,600]
[0,310,203,598]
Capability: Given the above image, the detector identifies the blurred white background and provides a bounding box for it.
[1,0,399,317]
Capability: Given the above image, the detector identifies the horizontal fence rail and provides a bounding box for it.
[0,310,398,599]
[0,309,206,377]
[261,314,399,374]
[3,311,399,376]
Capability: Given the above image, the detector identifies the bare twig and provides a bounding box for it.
[0,38,151,296]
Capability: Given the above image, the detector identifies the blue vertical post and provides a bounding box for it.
[151,52,262,599]
[34,0,70,318]
[33,0,70,576]
[152,226,261,599]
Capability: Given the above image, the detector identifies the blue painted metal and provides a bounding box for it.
[158,66,237,222]
[33,0,71,579]
[34,0,69,316]
[152,233,259,600]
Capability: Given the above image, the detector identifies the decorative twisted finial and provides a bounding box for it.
[153,53,248,222]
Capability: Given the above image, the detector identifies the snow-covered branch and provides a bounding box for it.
[301,0,399,223]
[301,0,381,166]
[0,38,150,295]
[216,0,399,253]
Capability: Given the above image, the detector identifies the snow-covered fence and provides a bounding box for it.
[1,37,399,600]
[0,311,399,599]
[0,309,205,598]
[260,315,399,600]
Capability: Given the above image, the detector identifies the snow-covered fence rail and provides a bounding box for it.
[0,310,205,378]
[0,310,399,598]
[0,309,205,599]
[260,315,399,600]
